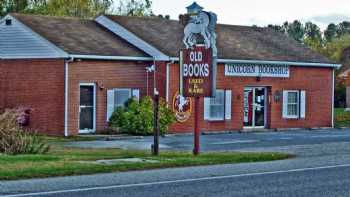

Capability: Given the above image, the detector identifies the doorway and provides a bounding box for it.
[79,83,96,133]
[243,87,266,128]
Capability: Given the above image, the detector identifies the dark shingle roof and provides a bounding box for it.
[106,15,333,64]
[12,13,148,57]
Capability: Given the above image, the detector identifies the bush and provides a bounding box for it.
[0,109,50,155]
[109,96,176,135]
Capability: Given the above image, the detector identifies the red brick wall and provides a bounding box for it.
[67,60,153,135]
[0,59,65,135]
[168,63,333,133]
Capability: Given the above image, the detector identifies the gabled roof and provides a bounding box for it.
[10,13,149,57]
[105,15,334,64]
[0,15,67,59]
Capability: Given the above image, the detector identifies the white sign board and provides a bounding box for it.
[225,64,289,78]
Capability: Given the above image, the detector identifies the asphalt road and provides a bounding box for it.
[2,129,350,197]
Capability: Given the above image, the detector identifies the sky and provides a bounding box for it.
[151,0,350,30]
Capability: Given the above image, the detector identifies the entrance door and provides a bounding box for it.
[243,87,266,128]
[79,83,96,133]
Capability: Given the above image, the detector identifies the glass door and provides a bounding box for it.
[243,87,266,128]
[79,84,95,133]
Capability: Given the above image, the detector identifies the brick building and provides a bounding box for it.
[0,12,340,136]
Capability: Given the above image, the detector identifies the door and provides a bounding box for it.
[243,87,266,128]
[79,84,96,133]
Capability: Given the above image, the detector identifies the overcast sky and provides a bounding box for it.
[151,0,350,30]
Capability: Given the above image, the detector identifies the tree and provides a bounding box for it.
[324,23,337,42]
[286,20,305,43]
[336,21,350,38]
[114,0,153,16]
[43,0,113,18]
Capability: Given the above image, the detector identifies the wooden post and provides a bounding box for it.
[193,97,200,155]
[152,93,160,155]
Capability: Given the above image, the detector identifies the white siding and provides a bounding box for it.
[0,15,68,59]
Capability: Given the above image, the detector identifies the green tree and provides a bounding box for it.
[43,0,113,18]
[114,0,152,16]
[286,20,305,43]
[324,23,337,42]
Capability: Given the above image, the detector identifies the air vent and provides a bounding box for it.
[5,18,12,26]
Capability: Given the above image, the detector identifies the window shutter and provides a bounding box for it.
[107,89,115,121]
[282,90,288,118]
[225,90,232,120]
[300,90,306,119]
[204,97,210,120]
[132,89,140,101]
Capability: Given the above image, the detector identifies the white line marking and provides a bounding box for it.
[2,163,350,197]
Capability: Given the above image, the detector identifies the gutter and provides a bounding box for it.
[64,57,74,137]
[70,54,154,61]
[169,57,341,68]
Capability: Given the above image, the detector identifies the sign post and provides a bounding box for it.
[180,3,217,156]
[180,46,213,155]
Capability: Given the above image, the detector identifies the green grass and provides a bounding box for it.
[335,108,350,127]
[0,145,291,180]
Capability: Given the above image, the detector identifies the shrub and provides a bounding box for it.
[109,96,176,135]
[0,109,50,155]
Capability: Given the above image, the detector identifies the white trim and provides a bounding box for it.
[70,54,154,61]
[6,14,69,58]
[243,87,267,128]
[169,57,340,68]
[332,69,335,128]
[79,83,96,134]
[95,15,169,61]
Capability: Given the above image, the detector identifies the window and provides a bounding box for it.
[106,88,140,120]
[283,90,306,119]
[204,89,232,121]
[287,91,299,117]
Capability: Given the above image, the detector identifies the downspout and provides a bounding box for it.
[64,57,74,137]
[332,68,335,128]
[166,60,175,105]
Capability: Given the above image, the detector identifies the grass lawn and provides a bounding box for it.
[0,144,291,180]
[335,108,350,127]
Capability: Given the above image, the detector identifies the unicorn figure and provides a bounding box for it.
[176,95,189,112]
[183,11,217,50]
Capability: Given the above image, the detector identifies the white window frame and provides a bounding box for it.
[286,90,299,119]
[106,88,140,121]
[204,89,231,121]
[283,90,306,119]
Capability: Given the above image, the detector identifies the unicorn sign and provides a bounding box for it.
[180,2,217,98]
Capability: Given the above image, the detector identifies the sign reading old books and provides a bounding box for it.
[180,46,213,97]
[225,64,290,78]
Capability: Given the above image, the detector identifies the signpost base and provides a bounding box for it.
[193,97,200,155]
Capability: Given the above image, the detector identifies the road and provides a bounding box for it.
[2,129,350,197]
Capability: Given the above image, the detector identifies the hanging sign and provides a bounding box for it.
[180,45,213,97]
[225,64,289,78]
